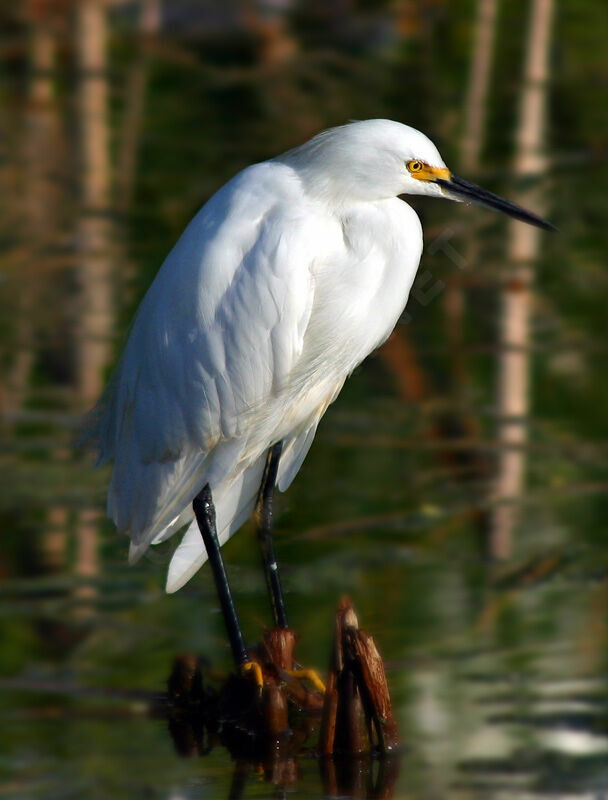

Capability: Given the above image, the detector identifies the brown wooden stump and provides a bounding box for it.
[166,598,399,762]
[320,597,400,756]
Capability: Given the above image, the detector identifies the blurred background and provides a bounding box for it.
[1,0,608,797]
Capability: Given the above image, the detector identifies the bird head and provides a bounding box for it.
[283,119,555,231]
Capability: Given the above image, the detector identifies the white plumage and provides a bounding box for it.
[94,118,546,594]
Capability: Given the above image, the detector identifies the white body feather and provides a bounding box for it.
[94,119,448,592]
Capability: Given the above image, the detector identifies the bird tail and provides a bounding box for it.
[165,455,267,593]
[164,422,319,593]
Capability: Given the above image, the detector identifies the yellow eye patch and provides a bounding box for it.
[406,160,451,182]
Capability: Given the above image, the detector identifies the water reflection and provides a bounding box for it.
[165,704,401,799]
[2,541,607,798]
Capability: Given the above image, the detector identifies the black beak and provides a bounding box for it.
[436,174,557,232]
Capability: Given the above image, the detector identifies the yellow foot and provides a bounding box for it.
[285,668,326,694]
[240,660,264,693]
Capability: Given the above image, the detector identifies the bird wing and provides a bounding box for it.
[93,162,318,547]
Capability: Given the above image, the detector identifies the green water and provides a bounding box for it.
[2,386,607,798]
[2,1,608,797]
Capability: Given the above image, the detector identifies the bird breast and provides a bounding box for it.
[297,197,423,388]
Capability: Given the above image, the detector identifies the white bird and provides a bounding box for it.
[92,119,552,668]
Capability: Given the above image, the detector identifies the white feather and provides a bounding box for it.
[93,120,438,590]
[165,454,267,593]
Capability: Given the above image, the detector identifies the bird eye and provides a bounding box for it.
[407,160,423,173]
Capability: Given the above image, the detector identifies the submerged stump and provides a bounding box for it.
[320,597,400,756]
[165,597,399,762]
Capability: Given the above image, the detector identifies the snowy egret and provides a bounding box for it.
[93,119,553,674]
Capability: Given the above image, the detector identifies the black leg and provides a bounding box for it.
[193,484,249,667]
[255,441,289,629]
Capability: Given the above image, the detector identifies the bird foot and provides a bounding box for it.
[240,660,264,694]
[284,668,326,694]
[256,627,325,709]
